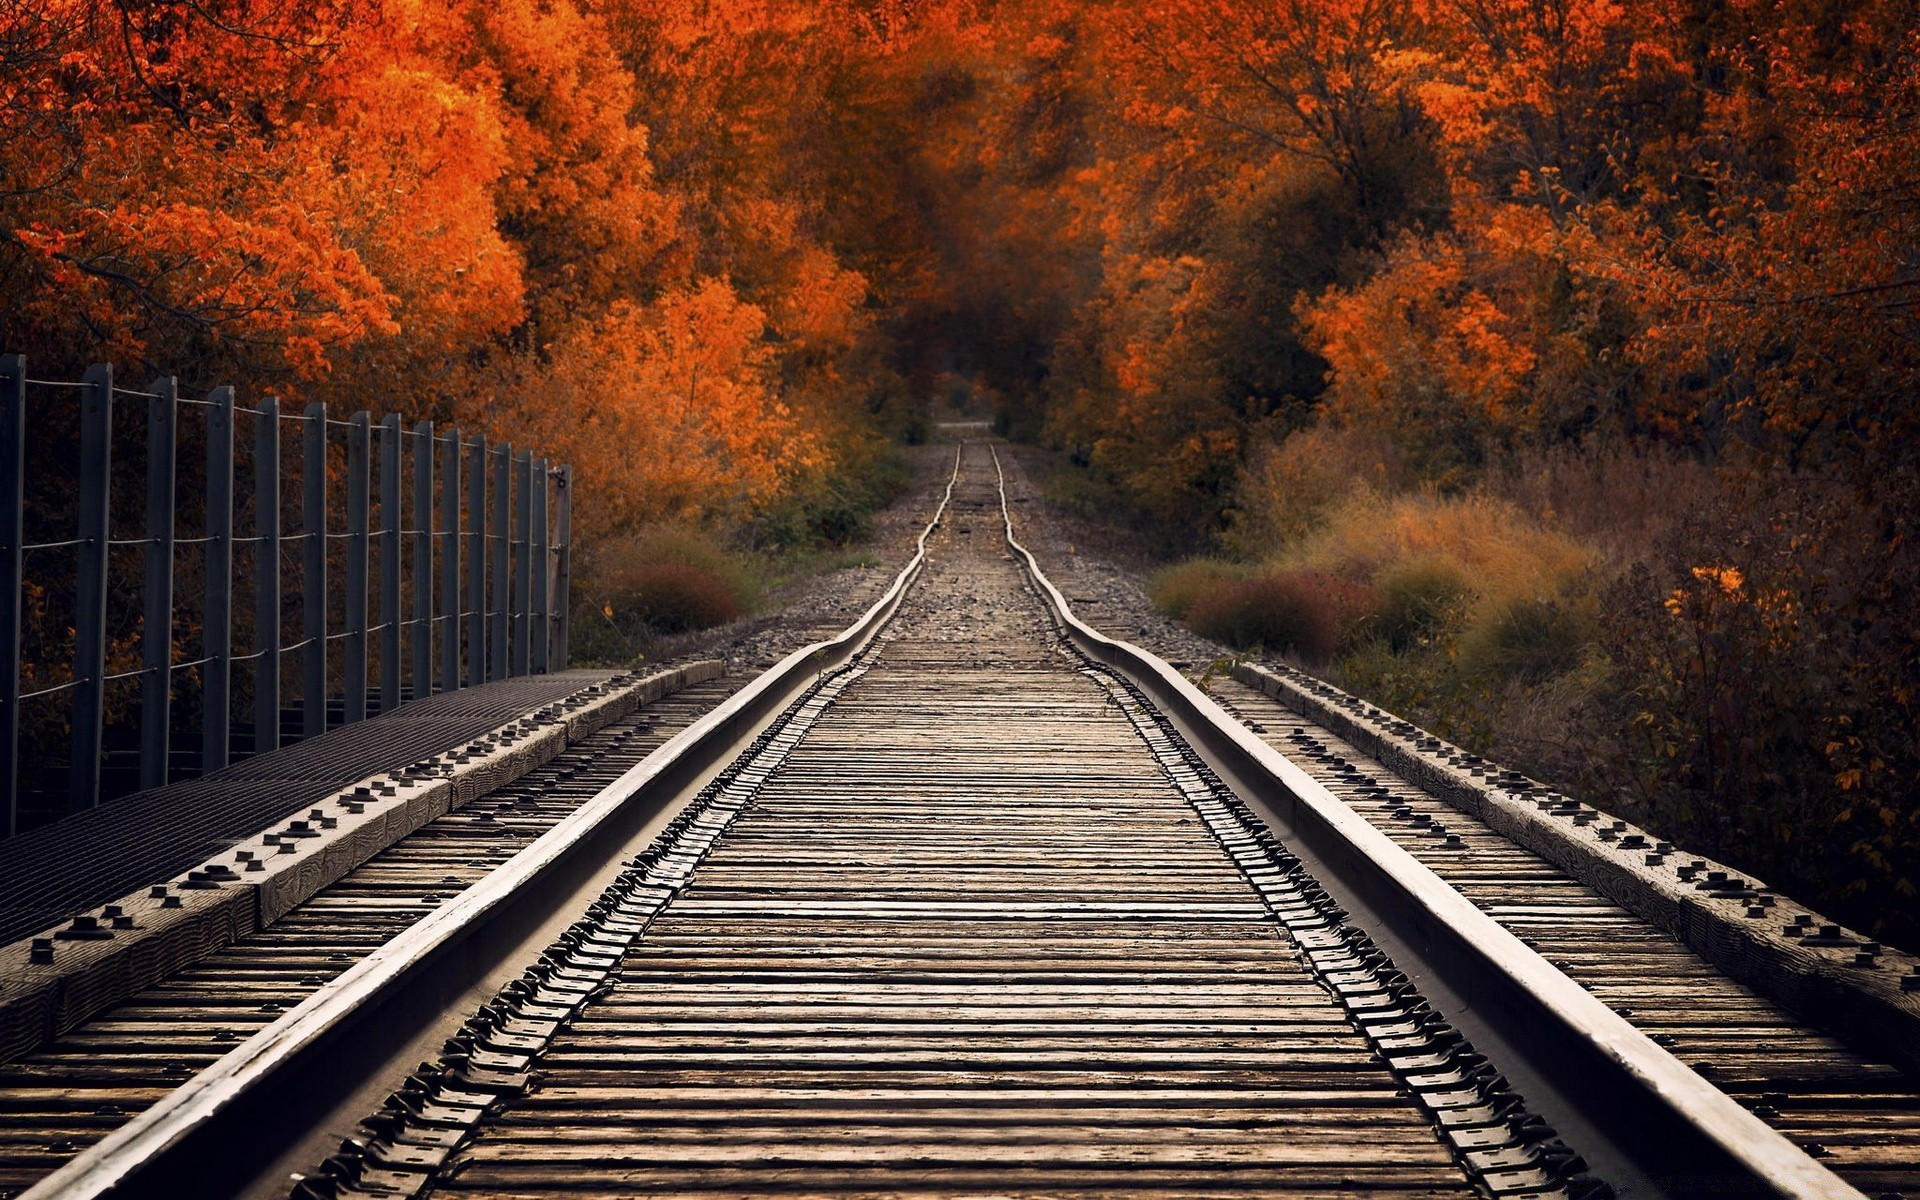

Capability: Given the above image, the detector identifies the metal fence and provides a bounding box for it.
[0,354,572,833]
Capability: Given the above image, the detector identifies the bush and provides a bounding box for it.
[1560,471,1920,945]
[1278,489,1591,606]
[605,561,743,632]
[751,444,911,550]
[589,526,761,636]
[1148,559,1245,620]
[1460,596,1589,683]
[600,526,761,603]
[1225,424,1405,553]
[1263,487,1596,676]
[1371,558,1468,651]
[1184,569,1376,661]
[1485,443,1722,571]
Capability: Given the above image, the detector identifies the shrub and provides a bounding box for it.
[750,483,869,550]
[1265,487,1597,671]
[1485,444,1722,570]
[605,561,743,632]
[589,525,761,634]
[1185,569,1376,661]
[1560,471,1920,944]
[1335,635,1501,751]
[1225,424,1405,553]
[751,445,911,550]
[1371,558,1468,651]
[1148,559,1246,620]
[1460,596,1589,683]
[1279,490,1591,607]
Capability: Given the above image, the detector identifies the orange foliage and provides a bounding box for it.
[500,280,819,539]
[0,0,898,536]
[321,18,525,369]
[1,0,395,374]
[6,0,1917,537]
[458,0,681,322]
[1567,12,1920,479]
[1100,0,1429,221]
[6,1,1916,924]
[1304,236,1533,417]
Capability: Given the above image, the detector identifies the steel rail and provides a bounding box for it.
[987,444,1859,1200]
[24,448,967,1200]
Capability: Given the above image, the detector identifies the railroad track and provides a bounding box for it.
[5,442,1916,1198]
[1199,683,1920,1194]
[0,679,739,1194]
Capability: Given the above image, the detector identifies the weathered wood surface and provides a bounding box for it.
[4,444,1918,1198]
[1234,661,1920,1042]
[0,663,721,1069]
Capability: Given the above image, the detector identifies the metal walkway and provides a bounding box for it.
[0,673,620,947]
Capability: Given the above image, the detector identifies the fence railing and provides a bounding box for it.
[0,355,572,834]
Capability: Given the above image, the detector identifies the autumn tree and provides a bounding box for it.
[0,0,396,380]
[969,0,1444,534]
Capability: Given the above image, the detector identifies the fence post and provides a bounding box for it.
[69,364,112,811]
[378,414,402,712]
[554,464,571,671]
[411,421,433,696]
[138,376,177,790]
[302,403,327,738]
[203,387,234,773]
[438,428,460,693]
[531,458,549,674]
[490,444,509,681]
[512,450,531,676]
[465,436,485,687]
[344,413,370,723]
[0,356,24,831]
[254,397,280,754]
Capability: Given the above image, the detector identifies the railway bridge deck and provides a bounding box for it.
[0,443,1915,1200]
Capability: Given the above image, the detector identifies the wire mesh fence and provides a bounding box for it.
[0,354,572,834]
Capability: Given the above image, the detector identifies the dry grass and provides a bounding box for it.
[593,527,761,609]
[1271,489,1597,634]
[1225,424,1406,554]
[1147,559,1247,620]
[1484,443,1724,569]
[1370,558,1469,650]
[578,525,764,651]
[1165,480,1601,675]
[1183,569,1377,662]
[603,561,744,632]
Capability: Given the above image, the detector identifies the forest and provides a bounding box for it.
[2,0,1916,940]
